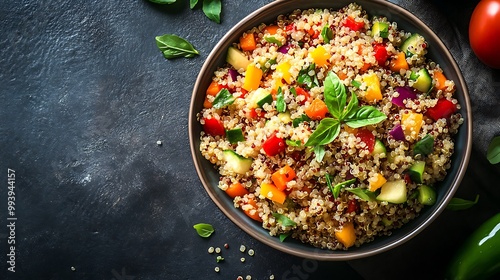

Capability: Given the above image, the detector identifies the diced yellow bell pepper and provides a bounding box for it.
[276,61,292,84]
[401,111,423,139]
[242,63,263,91]
[310,45,331,67]
[362,73,382,102]
[368,173,387,192]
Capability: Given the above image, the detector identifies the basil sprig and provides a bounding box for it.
[326,177,356,199]
[305,71,387,160]
[202,0,221,24]
[447,195,479,211]
[155,34,199,59]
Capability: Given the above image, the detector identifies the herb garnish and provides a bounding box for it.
[321,26,333,43]
[212,88,235,109]
[279,232,291,242]
[305,71,386,160]
[272,213,297,227]
[265,36,283,46]
[346,187,376,201]
[202,0,222,24]
[155,34,199,59]
[447,195,480,211]
[193,223,215,237]
[297,63,319,89]
[327,177,356,199]
[487,136,500,164]
[276,87,286,113]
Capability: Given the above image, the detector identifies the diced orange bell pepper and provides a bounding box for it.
[335,222,356,248]
[264,25,280,35]
[204,81,223,108]
[368,173,387,192]
[225,182,250,198]
[240,33,257,52]
[305,98,329,120]
[243,197,262,222]
[433,70,448,91]
[271,165,296,191]
[390,52,409,72]
[260,183,286,204]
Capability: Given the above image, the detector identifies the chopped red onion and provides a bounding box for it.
[391,86,418,107]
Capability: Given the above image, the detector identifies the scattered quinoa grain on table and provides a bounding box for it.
[198,3,463,250]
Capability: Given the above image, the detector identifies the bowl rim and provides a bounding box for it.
[189,0,472,261]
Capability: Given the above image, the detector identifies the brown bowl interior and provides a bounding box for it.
[189,0,472,260]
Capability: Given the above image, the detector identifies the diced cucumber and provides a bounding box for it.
[372,139,386,155]
[260,58,277,73]
[248,88,273,108]
[226,128,244,144]
[410,68,433,93]
[227,46,250,71]
[408,160,425,183]
[376,179,407,204]
[372,21,389,38]
[401,33,426,58]
[417,185,437,206]
[278,111,292,124]
[413,134,434,156]
[223,150,252,175]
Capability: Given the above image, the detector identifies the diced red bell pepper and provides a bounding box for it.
[343,16,364,31]
[426,98,457,121]
[285,23,295,32]
[262,133,286,156]
[373,43,389,66]
[294,87,311,105]
[356,128,375,153]
[246,108,265,119]
[203,117,225,136]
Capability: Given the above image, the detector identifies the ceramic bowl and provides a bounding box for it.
[189,0,472,260]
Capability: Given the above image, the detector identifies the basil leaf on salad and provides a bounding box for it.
[344,106,387,128]
[321,25,333,43]
[313,145,326,162]
[276,87,286,113]
[272,213,297,227]
[346,187,376,201]
[324,71,347,119]
[332,178,356,199]
[304,118,340,147]
[155,34,199,59]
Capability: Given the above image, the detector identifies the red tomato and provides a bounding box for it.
[203,117,225,136]
[356,128,375,153]
[426,98,457,121]
[469,0,500,69]
[294,87,311,105]
[262,134,286,156]
[343,16,364,31]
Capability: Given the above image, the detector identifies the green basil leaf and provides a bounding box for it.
[346,187,376,201]
[297,64,318,89]
[324,71,346,119]
[304,118,340,146]
[321,25,333,43]
[279,232,291,242]
[189,0,198,9]
[325,173,335,197]
[351,80,362,88]
[333,178,356,199]
[193,223,214,237]
[272,213,297,227]
[148,0,177,4]
[487,136,500,164]
[341,93,359,120]
[286,139,301,147]
[345,106,386,128]
[155,34,199,59]
[202,0,221,24]
[292,114,310,128]
[276,87,286,113]
[212,88,235,109]
[313,145,325,162]
[265,36,283,46]
[446,195,479,211]
[290,87,297,97]
[414,134,434,156]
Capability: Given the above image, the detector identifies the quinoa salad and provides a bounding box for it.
[197,3,463,250]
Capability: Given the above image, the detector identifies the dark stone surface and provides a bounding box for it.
[0,0,498,279]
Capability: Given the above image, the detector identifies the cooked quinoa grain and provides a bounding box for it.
[198,3,463,250]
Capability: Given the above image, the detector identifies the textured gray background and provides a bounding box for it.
[0,0,499,279]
